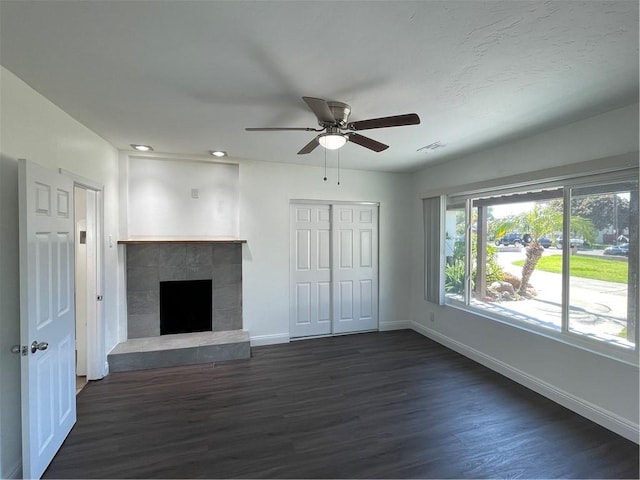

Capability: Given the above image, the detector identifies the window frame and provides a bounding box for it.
[426,160,639,366]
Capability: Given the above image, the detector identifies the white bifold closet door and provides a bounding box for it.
[290,204,332,337]
[290,203,378,338]
[331,204,379,334]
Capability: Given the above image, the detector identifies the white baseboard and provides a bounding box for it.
[411,321,640,444]
[250,333,290,347]
[379,320,411,331]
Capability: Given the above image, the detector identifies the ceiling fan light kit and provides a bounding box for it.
[318,131,347,150]
[246,96,420,154]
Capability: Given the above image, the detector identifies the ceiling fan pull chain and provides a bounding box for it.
[337,149,341,186]
[324,147,328,181]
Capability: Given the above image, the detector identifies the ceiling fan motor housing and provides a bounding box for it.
[325,101,351,127]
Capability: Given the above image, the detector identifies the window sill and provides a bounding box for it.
[444,298,639,367]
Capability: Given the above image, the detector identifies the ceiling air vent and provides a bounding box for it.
[417,141,445,153]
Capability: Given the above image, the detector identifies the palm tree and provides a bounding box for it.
[491,204,594,295]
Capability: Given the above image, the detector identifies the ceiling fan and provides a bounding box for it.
[246,96,420,154]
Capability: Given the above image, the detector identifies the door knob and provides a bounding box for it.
[31,341,49,354]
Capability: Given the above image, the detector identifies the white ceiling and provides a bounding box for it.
[1,1,638,172]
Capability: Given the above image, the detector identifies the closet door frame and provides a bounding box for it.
[289,200,379,339]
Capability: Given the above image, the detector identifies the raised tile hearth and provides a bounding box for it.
[108,330,250,372]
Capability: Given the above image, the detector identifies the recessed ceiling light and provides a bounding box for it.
[209,150,227,157]
[131,144,153,152]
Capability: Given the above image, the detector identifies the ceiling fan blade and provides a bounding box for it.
[297,136,320,154]
[302,97,336,124]
[348,113,420,131]
[245,127,320,131]
[347,133,389,152]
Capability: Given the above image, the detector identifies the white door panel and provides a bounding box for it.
[317,229,330,269]
[360,279,373,318]
[360,230,373,267]
[295,282,312,325]
[290,205,332,337]
[20,159,76,479]
[296,229,311,270]
[338,280,354,321]
[339,229,353,268]
[332,205,378,334]
[317,281,331,322]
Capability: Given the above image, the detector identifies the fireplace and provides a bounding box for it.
[122,240,244,338]
[160,279,213,335]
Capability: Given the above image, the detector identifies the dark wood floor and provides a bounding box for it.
[44,330,639,479]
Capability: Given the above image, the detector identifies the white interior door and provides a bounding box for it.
[74,188,87,376]
[74,186,99,379]
[19,159,76,479]
[332,205,379,334]
[290,204,332,338]
[83,188,101,380]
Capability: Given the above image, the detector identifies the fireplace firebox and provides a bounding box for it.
[160,279,213,335]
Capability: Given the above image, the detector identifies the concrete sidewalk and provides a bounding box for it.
[492,250,631,348]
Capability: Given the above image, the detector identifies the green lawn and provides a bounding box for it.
[513,254,628,283]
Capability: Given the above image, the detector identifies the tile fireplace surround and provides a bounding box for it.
[121,240,245,338]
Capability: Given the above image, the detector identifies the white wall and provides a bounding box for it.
[126,156,239,239]
[409,103,640,442]
[0,66,120,478]
[238,159,413,344]
[119,154,414,345]
[0,135,20,480]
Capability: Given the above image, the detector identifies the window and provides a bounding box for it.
[438,168,638,361]
[567,183,637,349]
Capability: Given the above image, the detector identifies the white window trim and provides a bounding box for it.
[431,155,639,366]
[445,297,638,366]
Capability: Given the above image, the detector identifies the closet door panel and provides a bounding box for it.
[290,205,332,338]
[332,205,378,334]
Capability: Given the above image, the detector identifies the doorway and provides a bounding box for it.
[70,176,104,384]
[290,202,379,338]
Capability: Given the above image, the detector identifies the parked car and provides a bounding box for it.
[495,233,528,246]
[556,235,584,248]
[538,236,553,248]
[603,243,629,256]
